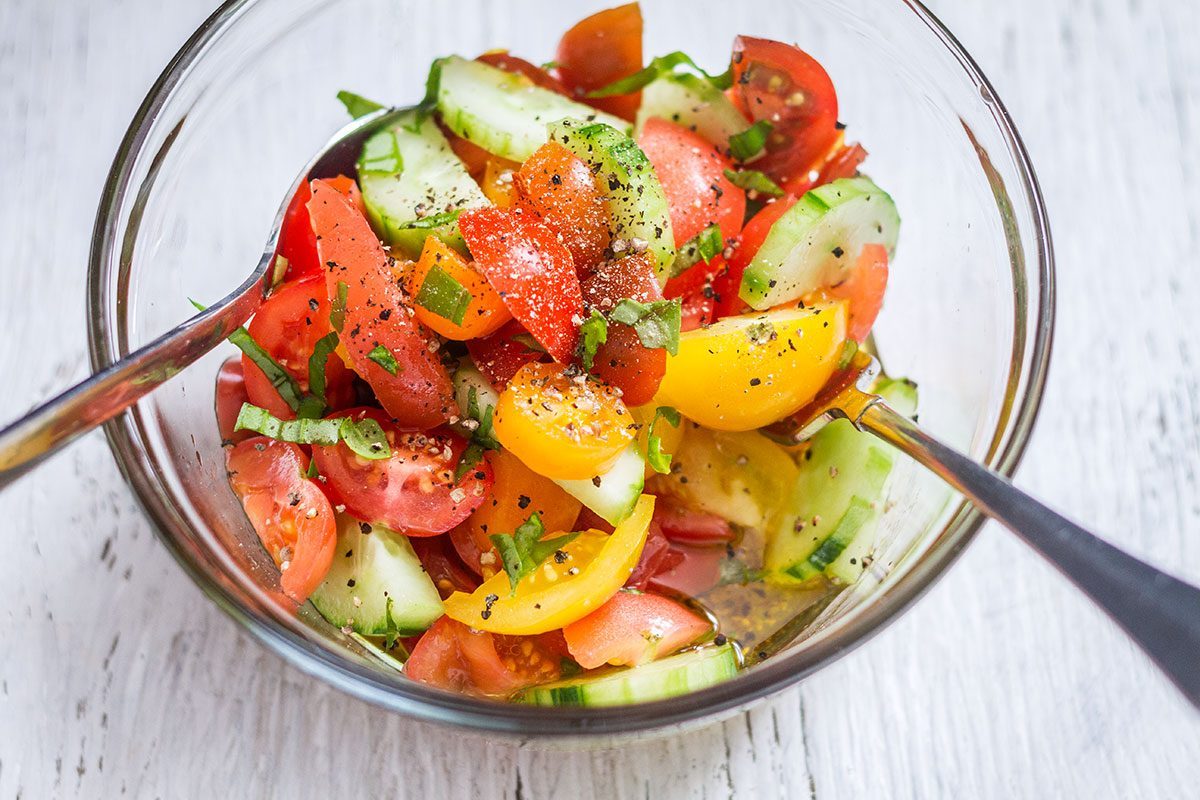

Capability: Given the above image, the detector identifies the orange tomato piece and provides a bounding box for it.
[515,141,610,274]
[406,237,512,340]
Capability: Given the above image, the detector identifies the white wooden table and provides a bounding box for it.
[2,0,1199,797]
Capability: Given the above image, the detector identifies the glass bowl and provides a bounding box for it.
[87,0,1052,739]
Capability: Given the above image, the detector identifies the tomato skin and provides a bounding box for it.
[580,253,667,407]
[277,177,363,282]
[729,36,840,192]
[647,542,723,597]
[226,438,336,603]
[816,140,868,186]
[563,590,710,669]
[444,128,492,181]
[477,51,567,94]
[665,254,724,333]
[555,2,644,121]
[311,408,492,536]
[712,194,799,319]
[406,617,527,697]
[409,535,482,597]
[826,242,888,342]
[241,274,355,420]
[308,179,455,428]
[458,207,584,364]
[624,519,683,590]
[465,320,550,388]
[515,142,611,275]
[215,357,251,443]
[654,497,736,545]
[638,118,746,247]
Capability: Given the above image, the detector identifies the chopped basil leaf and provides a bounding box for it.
[405,57,446,133]
[696,223,723,263]
[455,386,500,480]
[305,459,320,480]
[383,596,401,649]
[608,298,682,356]
[307,331,340,405]
[227,327,307,413]
[234,403,392,460]
[729,120,774,162]
[336,90,385,119]
[540,59,559,71]
[489,513,581,592]
[358,130,403,175]
[271,255,289,288]
[588,51,732,97]
[646,406,682,474]
[836,338,859,370]
[415,262,472,325]
[330,281,349,332]
[723,168,784,197]
[577,310,609,371]
[367,344,400,375]
[394,209,463,230]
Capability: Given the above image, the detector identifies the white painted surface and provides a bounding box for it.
[1,0,1199,797]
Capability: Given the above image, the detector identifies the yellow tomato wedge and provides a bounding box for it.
[404,237,512,340]
[442,494,655,635]
[655,301,848,431]
[493,361,637,480]
[480,157,520,208]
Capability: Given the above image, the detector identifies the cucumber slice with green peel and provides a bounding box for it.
[635,73,752,157]
[516,643,740,706]
[452,359,499,415]
[436,56,630,162]
[740,177,900,310]
[309,515,444,636]
[549,118,676,283]
[554,443,646,526]
[358,109,488,259]
[765,377,917,585]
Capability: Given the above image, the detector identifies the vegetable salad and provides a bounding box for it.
[214,3,914,706]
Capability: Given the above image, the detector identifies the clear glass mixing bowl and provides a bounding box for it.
[87,0,1053,738]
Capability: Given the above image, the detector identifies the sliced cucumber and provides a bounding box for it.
[636,73,752,157]
[309,515,444,636]
[516,643,740,706]
[554,443,646,526]
[436,56,630,163]
[765,378,918,585]
[549,118,676,282]
[740,177,900,310]
[452,359,499,415]
[358,109,488,259]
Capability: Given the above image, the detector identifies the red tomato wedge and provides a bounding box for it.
[515,141,611,275]
[277,176,362,282]
[406,617,563,697]
[563,590,711,669]
[409,535,482,597]
[729,36,840,192]
[215,357,251,443]
[713,194,799,319]
[638,117,746,247]
[648,543,723,597]
[826,242,888,342]
[464,320,550,388]
[458,207,584,364]
[654,497,736,545]
[665,254,724,332]
[311,408,492,536]
[580,252,666,406]
[242,273,354,419]
[477,51,568,94]
[555,2,644,121]
[227,438,336,603]
[816,140,868,186]
[624,520,683,590]
[308,179,455,428]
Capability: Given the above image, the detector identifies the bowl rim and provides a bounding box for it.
[86,0,1055,736]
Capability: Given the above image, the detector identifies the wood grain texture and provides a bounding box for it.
[1,0,1199,797]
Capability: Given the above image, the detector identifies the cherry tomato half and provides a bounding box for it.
[555,2,644,121]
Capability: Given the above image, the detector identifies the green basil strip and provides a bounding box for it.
[367,344,400,375]
[577,310,609,371]
[723,168,784,197]
[330,281,349,333]
[234,403,392,460]
[728,120,774,162]
[415,262,472,325]
[395,209,463,230]
[696,223,723,263]
[588,51,732,97]
[646,406,682,474]
[336,90,385,119]
[307,331,341,404]
[608,298,682,356]
[227,328,307,413]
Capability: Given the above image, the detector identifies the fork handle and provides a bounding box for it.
[857,400,1200,709]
